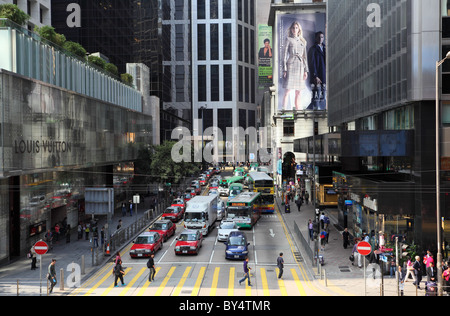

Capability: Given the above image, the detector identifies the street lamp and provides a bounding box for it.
[435,50,450,296]
[199,105,207,170]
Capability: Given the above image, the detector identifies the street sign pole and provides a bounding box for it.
[357,241,372,296]
[34,241,49,296]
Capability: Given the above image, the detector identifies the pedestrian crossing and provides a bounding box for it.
[69,263,330,296]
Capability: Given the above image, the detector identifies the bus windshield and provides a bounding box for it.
[227,206,251,218]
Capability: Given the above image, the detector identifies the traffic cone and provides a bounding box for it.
[105,243,111,256]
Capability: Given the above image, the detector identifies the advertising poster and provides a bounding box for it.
[277,13,326,112]
[258,24,273,87]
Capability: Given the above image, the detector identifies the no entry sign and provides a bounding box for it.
[34,241,49,255]
[357,241,372,256]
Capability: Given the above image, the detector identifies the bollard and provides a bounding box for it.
[17,280,19,296]
[60,268,64,291]
[324,269,327,287]
[81,255,85,275]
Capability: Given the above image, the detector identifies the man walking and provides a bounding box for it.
[147,253,156,282]
[277,253,285,279]
[47,259,57,294]
[239,257,252,286]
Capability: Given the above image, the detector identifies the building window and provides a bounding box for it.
[198,24,206,60]
[223,0,232,19]
[223,24,232,60]
[210,0,219,19]
[211,65,220,101]
[224,65,233,101]
[210,24,219,60]
[283,121,295,136]
[197,0,205,19]
[198,65,207,102]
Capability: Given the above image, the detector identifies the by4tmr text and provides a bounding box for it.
[223,301,271,311]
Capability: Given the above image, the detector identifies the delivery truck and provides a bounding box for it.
[184,195,218,236]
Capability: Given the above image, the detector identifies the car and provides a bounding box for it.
[217,220,239,242]
[209,180,219,190]
[149,219,176,241]
[224,231,250,260]
[191,184,201,195]
[199,177,207,186]
[161,206,184,222]
[218,185,229,197]
[217,200,226,221]
[130,232,163,258]
[208,189,218,196]
[171,198,185,211]
[184,192,193,202]
[174,229,203,255]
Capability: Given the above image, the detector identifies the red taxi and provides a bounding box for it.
[174,230,203,255]
[171,198,185,210]
[130,232,163,258]
[149,219,176,241]
[161,206,184,222]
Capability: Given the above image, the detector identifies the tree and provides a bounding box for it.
[105,63,119,77]
[0,4,30,26]
[34,25,66,47]
[120,73,134,87]
[63,41,87,59]
[88,55,106,69]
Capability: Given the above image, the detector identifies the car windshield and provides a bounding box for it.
[165,208,178,214]
[184,212,203,222]
[135,236,154,244]
[151,223,168,230]
[228,236,246,246]
[220,222,236,229]
[179,233,197,241]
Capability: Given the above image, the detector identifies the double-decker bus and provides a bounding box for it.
[218,176,244,196]
[247,172,275,213]
[226,191,262,229]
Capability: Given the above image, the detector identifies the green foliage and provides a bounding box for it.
[34,25,66,47]
[0,4,30,26]
[146,141,201,185]
[105,63,119,76]
[63,41,87,59]
[120,73,134,86]
[88,55,106,69]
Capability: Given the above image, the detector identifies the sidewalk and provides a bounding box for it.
[0,195,162,296]
[276,194,427,296]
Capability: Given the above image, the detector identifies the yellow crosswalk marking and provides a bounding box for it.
[155,266,176,296]
[260,268,270,296]
[276,268,288,296]
[119,267,147,296]
[291,269,306,296]
[84,263,114,296]
[101,267,132,296]
[228,267,235,296]
[173,266,192,296]
[137,267,161,296]
[210,267,220,296]
[192,267,206,296]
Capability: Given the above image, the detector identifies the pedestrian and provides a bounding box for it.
[304,191,309,204]
[100,226,105,248]
[85,223,90,240]
[413,255,422,289]
[113,259,126,287]
[442,265,450,295]
[342,228,350,249]
[147,253,156,282]
[54,224,60,242]
[352,239,362,268]
[77,223,83,240]
[295,196,302,212]
[308,219,314,241]
[117,219,122,231]
[65,225,71,243]
[129,202,133,216]
[319,212,325,229]
[398,265,406,296]
[277,253,284,279]
[114,252,122,265]
[45,229,53,251]
[30,245,37,270]
[47,259,57,294]
[320,230,328,249]
[122,202,126,217]
[404,256,416,283]
[389,256,397,278]
[239,257,252,286]
[426,261,437,283]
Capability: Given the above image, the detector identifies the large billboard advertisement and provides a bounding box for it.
[277,13,326,112]
[258,24,273,87]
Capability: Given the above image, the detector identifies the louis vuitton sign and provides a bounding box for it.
[14,140,72,154]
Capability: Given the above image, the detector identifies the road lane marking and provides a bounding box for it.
[155,266,176,296]
[119,267,147,296]
[210,267,220,296]
[137,267,161,296]
[192,267,206,296]
[260,268,270,296]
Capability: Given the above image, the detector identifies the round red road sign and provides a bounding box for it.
[34,241,49,255]
[357,241,372,256]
